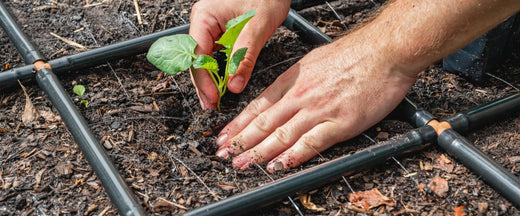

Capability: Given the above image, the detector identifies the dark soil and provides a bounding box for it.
[1,0,519,215]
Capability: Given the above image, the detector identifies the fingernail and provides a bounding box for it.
[215,148,230,159]
[216,134,228,146]
[229,75,245,92]
[267,160,285,172]
[232,156,250,170]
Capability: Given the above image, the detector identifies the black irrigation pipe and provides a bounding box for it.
[185,93,520,216]
[0,7,327,89]
[186,9,520,215]
[400,93,520,208]
[0,2,145,216]
[0,24,189,89]
[0,4,332,215]
[2,0,519,214]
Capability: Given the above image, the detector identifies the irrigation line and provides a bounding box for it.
[0,24,190,89]
[169,153,222,201]
[0,2,145,215]
[253,163,304,216]
[486,72,520,91]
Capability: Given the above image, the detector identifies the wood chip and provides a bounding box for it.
[298,193,325,211]
[214,182,236,191]
[50,32,88,51]
[433,154,454,173]
[427,176,449,197]
[152,197,187,211]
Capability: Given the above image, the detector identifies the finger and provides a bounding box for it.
[266,121,351,173]
[216,71,294,147]
[215,95,298,158]
[231,110,318,170]
[189,3,226,108]
[227,10,286,93]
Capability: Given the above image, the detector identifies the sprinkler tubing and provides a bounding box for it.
[184,93,520,215]
[0,8,325,89]
[0,24,190,89]
[0,3,145,215]
[283,9,333,45]
[2,0,519,214]
[446,93,520,133]
[400,93,520,208]
[184,126,438,216]
[36,68,146,216]
[437,129,520,209]
[0,2,43,64]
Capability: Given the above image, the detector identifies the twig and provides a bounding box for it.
[133,0,143,25]
[123,116,188,121]
[50,32,88,51]
[169,154,221,200]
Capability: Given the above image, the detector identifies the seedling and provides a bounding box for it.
[73,84,89,108]
[147,10,256,110]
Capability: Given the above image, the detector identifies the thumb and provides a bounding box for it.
[227,18,273,93]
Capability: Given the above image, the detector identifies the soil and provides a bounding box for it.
[1,0,519,215]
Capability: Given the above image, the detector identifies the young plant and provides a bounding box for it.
[146,10,256,110]
[73,84,89,108]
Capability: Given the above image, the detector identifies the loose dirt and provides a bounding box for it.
[1,0,519,215]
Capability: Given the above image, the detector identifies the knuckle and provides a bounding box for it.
[252,113,271,133]
[244,98,263,116]
[299,136,321,153]
[190,2,203,14]
[273,127,292,146]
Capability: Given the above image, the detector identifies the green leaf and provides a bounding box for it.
[73,85,85,96]
[216,10,256,49]
[193,55,219,73]
[228,47,248,75]
[146,34,197,75]
[80,100,89,108]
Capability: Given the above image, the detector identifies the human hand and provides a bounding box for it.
[214,34,418,172]
[189,0,290,109]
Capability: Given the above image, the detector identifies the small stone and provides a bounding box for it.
[110,121,121,129]
[103,140,113,149]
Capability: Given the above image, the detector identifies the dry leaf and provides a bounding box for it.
[38,106,61,123]
[418,183,426,195]
[348,188,395,211]
[298,193,325,211]
[376,132,389,139]
[453,205,466,216]
[152,197,187,212]
[215,182,236,191]
[19,81,39,125]
[427,176,449,197]
[434,154,454,173]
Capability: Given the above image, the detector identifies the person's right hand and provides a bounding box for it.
[189,0,291,109]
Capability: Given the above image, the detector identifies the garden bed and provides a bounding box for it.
[1,0,519,215]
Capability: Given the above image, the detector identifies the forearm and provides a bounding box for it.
[339,0,520,77]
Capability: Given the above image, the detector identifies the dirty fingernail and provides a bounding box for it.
[267,160,285,172]
[216,134,228,146]
[232,156,251,170]
[229,75,245,92]
[215,148,230,159]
